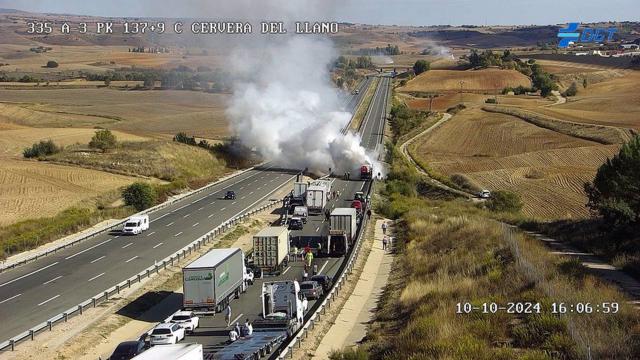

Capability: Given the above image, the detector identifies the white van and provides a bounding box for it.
[293,206,308,223]
[122,215,149,235]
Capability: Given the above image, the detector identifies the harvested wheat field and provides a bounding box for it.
[411,108,620,219]
[0,127,147,157]
[0,159,138,226]
[0,88,230,139]
[399,69,531,93]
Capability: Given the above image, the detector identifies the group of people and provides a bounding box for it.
[381,222,392,251]
[228,318,254,342]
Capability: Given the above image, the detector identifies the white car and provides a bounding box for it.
[122,215,149,235]
[479,190,491,199]
[149,323,185,345]
[169,311,199,333]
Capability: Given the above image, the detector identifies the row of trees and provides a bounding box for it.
[334,56,375,70]
[352,44,400,56]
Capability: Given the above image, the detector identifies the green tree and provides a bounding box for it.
[45,60,59,68]
[23,139,61,158]
[585,135,640,226]
[89,129,117,152]
[564,82,578,97]
[486,190,523,213]
[413,60,431,75]
[122,182,157,211]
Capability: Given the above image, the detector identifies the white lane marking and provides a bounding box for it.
[0,261,59,289]
[38,294,60,306]
[0,293,22,304]
[192,222,199,227]
[221,207,226,211]
[125,256,138,263]
[122,242,133,249]
[172,204,189,213]
[269,179,274,182]
[166,222,174,227]
[230,313,244,326]
[146,231,156,237]
[210,201,216,205]
[90,255,106,264]
[249,191,254,195]
[318,260,329,274]
[43,275,63,285]
[198,207,204,211]
[150,213,168,223]
[231,202,236,205]
[87,272,105,282]
[257,187,262,190]
[315,226,320,232]
[208,214,215,219]
[239,186,244,190]
[183,214,191,218]
[174,232,183,237]
[153,242,164,249]
[282,266,291,275]
[114,235,120,238]
[241,196,246,200]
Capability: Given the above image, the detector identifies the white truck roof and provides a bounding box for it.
[331,208,357,216]
[128,215,148,220]
[254,226,289,238]
[132,343,202,359]
[185,248,239,269]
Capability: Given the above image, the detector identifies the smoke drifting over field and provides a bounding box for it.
[226,36,377,174]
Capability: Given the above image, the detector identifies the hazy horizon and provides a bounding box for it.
[0,0,637,26]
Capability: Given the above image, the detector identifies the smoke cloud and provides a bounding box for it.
[226,35,377,175]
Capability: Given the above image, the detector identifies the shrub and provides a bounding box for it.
[23,139,61,158]
[446,103,466,114]
[329,348,369,360]
[486,190,523,213]
[413,59,431,75]
[485,98,497,104]
[89,129,117,152]
[563,82,578,97]
[122,182,157,211]
[45,60,59,68]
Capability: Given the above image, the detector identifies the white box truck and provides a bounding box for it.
[182,248,246,312]
[306,185,329,213]
[253,227,290,272]
[122,215,149,235]
[293,182,308,199]
[132,343,203,360]
[326,208,357,256]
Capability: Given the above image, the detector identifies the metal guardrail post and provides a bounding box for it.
[104,291,109,301]
[30,330,34,340]
[78,305,83,315]
[47,321,52,331]
[92,298,96,307]
[63,313,68,322]
[10,340,14,351]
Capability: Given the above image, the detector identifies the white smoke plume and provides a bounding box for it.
[226,36,377,175]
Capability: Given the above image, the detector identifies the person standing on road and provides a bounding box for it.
[382,236,388,251]
[367,209,372,219]
[305,250,314,269]
[225,304,232,327]
[382,222,387,235]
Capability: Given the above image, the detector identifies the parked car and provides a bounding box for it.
[300,281,323,300]
[149,323,185,345]
[224,190,236,200]
[168,311,199,333]
[109,340,146,360]
[288,217,304,230]
[310,274,333,292]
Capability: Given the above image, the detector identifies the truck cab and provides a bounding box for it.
[122,215,149,235]
[293,206,308,223]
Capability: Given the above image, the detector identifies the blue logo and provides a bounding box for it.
[557,23,617,48]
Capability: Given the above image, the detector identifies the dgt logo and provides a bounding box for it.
[557,23,617,48]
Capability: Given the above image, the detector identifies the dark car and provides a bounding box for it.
[310,274,333,292]
[300,281,324,300]
[109,340,146,360]
[288,217,304,230]
[224,190,236,200]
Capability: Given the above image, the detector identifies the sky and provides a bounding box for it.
[0,0,637,26]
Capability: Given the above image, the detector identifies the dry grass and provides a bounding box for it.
[0,88,230,139]
[364,201,640,359]
[0,158,138,226]
[350,77,379,131]
[399,69,532,93]
[410,108,620,220]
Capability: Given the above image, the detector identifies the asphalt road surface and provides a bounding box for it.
[0,77,376,345]
[182,75,390,355]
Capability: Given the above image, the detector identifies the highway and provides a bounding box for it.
[0,77,375,346]
[183,75,390,355]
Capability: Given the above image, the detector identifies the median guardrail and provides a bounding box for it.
[0,165,262,273]
[0,182,287,352]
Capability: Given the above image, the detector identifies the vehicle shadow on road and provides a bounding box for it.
[115,291,183,323]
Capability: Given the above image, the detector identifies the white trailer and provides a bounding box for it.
[253,227,290,272]
[182,248,246,312]
[326,208,358,256]
[122,215,149,235]
[132,343,203,360]
[293,182,308,199]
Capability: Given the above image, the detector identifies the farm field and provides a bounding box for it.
[410,108,620,219]
[0,88,231,139]
[398,68,531,93]
[0,158,138,226]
